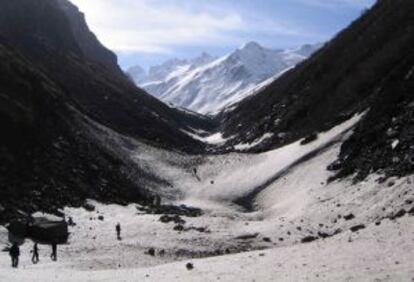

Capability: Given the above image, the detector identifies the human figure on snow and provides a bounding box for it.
[50,242,57,261]
[116,223,121,240]
[32,243,39,264]
[9,243,20,268]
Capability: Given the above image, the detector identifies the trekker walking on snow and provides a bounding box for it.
[116,223,121,240]
[50,242,57,261]
[9,243,20,268]
[32,243,39,264]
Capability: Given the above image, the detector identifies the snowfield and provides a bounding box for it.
[1,114,413,281]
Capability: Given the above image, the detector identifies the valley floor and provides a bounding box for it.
[0,204,413,282]
[1,114,413,281]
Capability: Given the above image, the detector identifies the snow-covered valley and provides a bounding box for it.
[1,114,413,281]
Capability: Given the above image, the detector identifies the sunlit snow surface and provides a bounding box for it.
[1,113,414,281]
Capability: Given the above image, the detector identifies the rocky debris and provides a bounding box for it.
[97,215,104,221]
[7,215,69,244]
[390,209,406,220]
[83,203,96,212]
[184,226,209,233]
[317,232,330,239]
[186,263,194,270]
[28,217,69,244]
[159,215,186,225]
[344,214,355,221]
[147,248,155,256]
[350,224,366,232]
[173,224,185,231]
[139,204,203,217]
[300,133,318,145]
[7,220,28,239]
[408,206,414,215]
[235,233,259,240]
[263,237,272,242]
[301,236,318,243]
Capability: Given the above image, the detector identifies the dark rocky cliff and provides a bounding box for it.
[219,0,414,180]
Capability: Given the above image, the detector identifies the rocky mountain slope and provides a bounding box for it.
[217,0,414,181]
[0,0,215,222]
[128,43,320,114]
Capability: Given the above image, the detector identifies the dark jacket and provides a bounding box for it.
[9,245,20,257]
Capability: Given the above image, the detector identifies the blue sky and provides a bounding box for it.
[70,0,376,70]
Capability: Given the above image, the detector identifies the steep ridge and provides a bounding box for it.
[0,0,215,222]
[219,0,414,180]
[0,0,215,153]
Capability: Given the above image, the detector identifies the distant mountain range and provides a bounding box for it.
[127,42,322,114]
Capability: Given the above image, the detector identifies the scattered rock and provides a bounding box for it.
[139,204,202,217]
[83,202,95,212]
[147,248,155,256]
[173,224,184,231]
[300,132,318,145]
[391,209,406,219]
[263,237,272,242]
[235,233,259,240]
[317,231,330,239]
[344,214,355,221]
[67,217,76,226]
[186,263,194,270]
[159,215,185,225]
[28,216,69,244]
[350,224,365,232]
[301,236,318,243]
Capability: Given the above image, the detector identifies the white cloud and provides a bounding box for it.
[69,0,303,54]
[70,0,244,53]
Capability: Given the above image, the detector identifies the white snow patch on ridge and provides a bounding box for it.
[234,133,274,150]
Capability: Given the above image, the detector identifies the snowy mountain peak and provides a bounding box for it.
[128,42,321,114]
[239,41,263,51]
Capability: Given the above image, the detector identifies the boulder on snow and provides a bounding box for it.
[301,236,318,243]
[186,262,194,270]
[83,202,96,212]
[300,132,318,145]
[27,216,68,244]
[7,220,28,244]
[350,224,365,232]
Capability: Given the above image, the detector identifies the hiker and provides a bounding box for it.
[9,243,20,268]
[32,243,39,264]
[50,242,57,261]
[116,223,121,240]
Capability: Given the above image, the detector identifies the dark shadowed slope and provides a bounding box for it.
[219,0,414,180]
[0,0,215,153]
[0,0,215,222]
